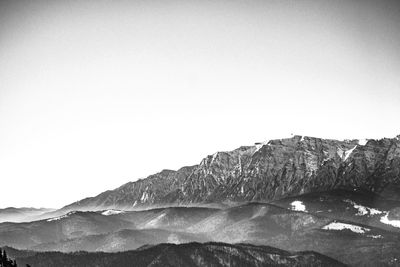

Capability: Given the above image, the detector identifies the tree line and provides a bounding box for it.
[0,249,30,267]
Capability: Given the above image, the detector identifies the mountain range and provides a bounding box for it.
[61,135,400,211]
[1,189,400,266]
[1,134,400,266]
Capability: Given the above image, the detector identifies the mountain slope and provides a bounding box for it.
[32,228,208,252]
[0,211,133,249]
[1,197,399,266]
[6,242,346,267]
[0,207,54,223]
[0,207,218,251]
[62,135,400,211]
[272,189,400,232]
[61,166,197,211]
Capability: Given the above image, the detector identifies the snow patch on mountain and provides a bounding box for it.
[47,211,76,222]
[101,209,125,216]
[358,139,368,146]
[368,234,383,239]
[344,146,357,161]
[291,201,306,212]
[380,213,400,228]
[337,146,357,161]
[47,215,68,222]
[211,152,219,162]
[343,199,383,216]
[322,222,370,234]
[336,148,344,159]
[254,141,270,152]
[141,191,149,202]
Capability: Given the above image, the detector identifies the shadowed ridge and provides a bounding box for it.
[3,242,347,267]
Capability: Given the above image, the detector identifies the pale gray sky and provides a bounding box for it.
[1,0,399,208]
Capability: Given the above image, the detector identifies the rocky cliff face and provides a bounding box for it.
[63,166,196,210]
[63,135,400,210]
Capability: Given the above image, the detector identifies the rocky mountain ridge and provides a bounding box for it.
[62,135,400,211]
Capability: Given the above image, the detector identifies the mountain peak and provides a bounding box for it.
[61,135,400,211]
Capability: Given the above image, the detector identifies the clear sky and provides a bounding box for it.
[1,0,399,208]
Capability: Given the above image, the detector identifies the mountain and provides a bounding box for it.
[32,228,208,252]
[62,135,400,211]
[272,188,400,232]
[1,134,400,266]
[181,199,400,266]
[5,242,346,267]
[0,207,54,223]
[0,211,133,249]
[60,167,197,211]
[1,195,400,266]
[0,207,218,251]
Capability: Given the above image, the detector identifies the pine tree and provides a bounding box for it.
[0,249,18,267]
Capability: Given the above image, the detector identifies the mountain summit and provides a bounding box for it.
[62,135,400,211]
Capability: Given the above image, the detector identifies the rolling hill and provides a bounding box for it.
[5,242,346,267]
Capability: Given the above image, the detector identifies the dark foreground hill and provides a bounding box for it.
[5,242,346,267]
